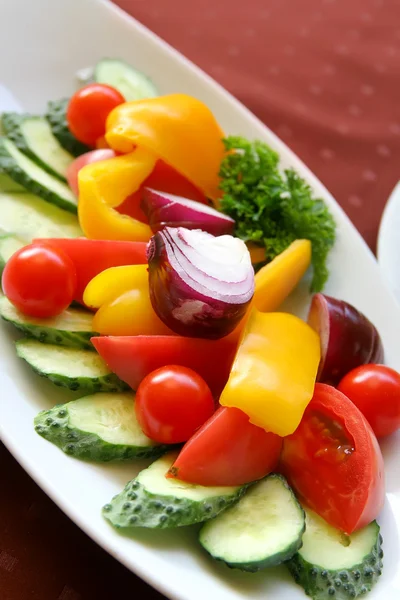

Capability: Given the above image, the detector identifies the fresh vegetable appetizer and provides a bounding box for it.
[0,56,397,600]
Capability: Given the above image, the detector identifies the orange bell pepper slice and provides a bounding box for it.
[106,94,225,202]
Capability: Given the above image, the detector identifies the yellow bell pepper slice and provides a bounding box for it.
[85,264,172,336]
[93,289,173,336]
[106,94,225,202]
[78,149,156,241]
[83,265,148,309]
[253,239,311,312]
[220,309,320,436]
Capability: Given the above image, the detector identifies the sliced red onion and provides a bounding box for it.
[308,293,384,385]
[141,187,235,236]
[147,227,254,339]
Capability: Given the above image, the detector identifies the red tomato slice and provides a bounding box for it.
[91,335,237,397]
[167,406,283,486]
[116,160,208,223]
[35,239,147,305]
[280,383,385,534]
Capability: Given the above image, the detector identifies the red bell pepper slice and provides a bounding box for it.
[91,335,237,397]
[35,238,147,305]
[167,406,283,486]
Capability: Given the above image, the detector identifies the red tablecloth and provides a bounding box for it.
[1,1,399,598]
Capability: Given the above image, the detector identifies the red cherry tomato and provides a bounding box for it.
[2,244,77,318]
[135,365,215,444]
[67,84,125,146]
[66,149,116,196]
[280,383,385,534]
[338,364,400,438]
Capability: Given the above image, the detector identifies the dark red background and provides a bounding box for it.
[1,1,400,598]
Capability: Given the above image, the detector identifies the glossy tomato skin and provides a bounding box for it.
[35,239,147,305]
[168,406,283,486]
[280,383,385,534]
[91,335,237,397]
[66,149,116,196]
[135,365,215,444]
[2,244,77,318]
[67,84,125,146]
[338,364,400,438]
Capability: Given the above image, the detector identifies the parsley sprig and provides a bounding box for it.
[219,136,336,292]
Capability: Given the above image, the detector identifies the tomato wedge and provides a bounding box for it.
[35,239,147,305]
[167,406,282,486]
[91,335,237,397]
[280,383,385,534]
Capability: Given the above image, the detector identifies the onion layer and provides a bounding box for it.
[141,187,235,236]
[147,227,254,339]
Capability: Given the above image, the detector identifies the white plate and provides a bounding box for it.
[377,182,400,304]
[0,1,399,598]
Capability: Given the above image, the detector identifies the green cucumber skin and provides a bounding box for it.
[0,297,98,350]
[2,315,97,350]
[34,405,166,462]
[46,99,91,157]
[287,525,383,600]
[0,138,77,214]
[15,342,128,393]
[199,474,305,573]
[1,113,67,182]
[103,480,246,530]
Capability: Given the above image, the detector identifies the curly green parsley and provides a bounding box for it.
[219,136,336,292]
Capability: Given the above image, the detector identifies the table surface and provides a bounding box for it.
[1,0,400,598]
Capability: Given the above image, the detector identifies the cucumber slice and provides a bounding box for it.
[199,474,305,572]
[287,509,383,600]
[0,138,77,213]
[0,235,23,275]
[0,192,82,241]
[94,58,158,101]
[0,296,96,349]
[0,173,25,192]
[2,113,74,181]
[34,393,166,461]
[46,99,91,157]
[15,339,128,392]
[103,452,246,529]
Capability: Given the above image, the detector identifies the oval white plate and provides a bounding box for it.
[377,182,400,305]
[0,1,399,599]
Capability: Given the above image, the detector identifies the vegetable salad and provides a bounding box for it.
[0,57,397,600]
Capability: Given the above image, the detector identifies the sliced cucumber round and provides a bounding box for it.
[15,339,127,393]
[0,173,25,192]
[287,509,383,600]
[94,58,158,101]
[46,99,91,157]
[0,296,96,349]
[0,138,77,213]
[0,234,23,276]
[34,392,166,461]
[199,474,305,572]
[2,113,74,181]
[0,192,82,242]
[103,452,246,529]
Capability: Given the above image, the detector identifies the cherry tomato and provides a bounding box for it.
[338,364,400,438]
[67,84,125,146]
[168,406,282,486]
[2,244,77,318]
[66,149,116,196]
[280,383,385,534]
[135,365,215,444]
